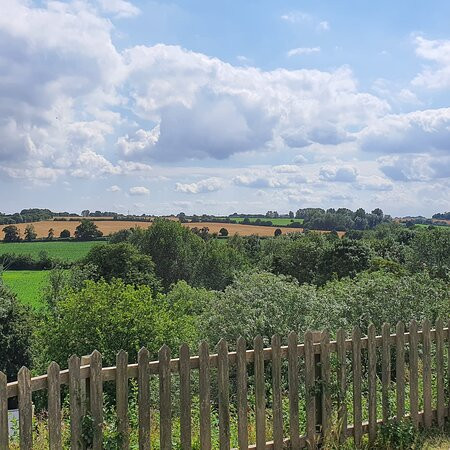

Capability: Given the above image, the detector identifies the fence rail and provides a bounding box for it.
[1,318,449,448]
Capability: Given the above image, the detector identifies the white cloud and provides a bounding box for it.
[412,36,450,89]
[281,12,312,23]
[287,47,321,57]
[318,21,330,31]
[272,164,302,173]
[97,0,140,18]
[175,177,225,194]
[129,186,150,195]
[293,155,308,164]
[355,176,393,191]
[108,185,121,192]
[319,166,358,182]
[360,108,450,154]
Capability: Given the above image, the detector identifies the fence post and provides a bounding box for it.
[312,331,323,437]
[80,354,91,417]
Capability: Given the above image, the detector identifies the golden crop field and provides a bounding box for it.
[1,219,344,238]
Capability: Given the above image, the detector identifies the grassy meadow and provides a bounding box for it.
[0,240,99,262]
[2,270,49,308]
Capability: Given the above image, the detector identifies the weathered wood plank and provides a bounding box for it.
[48,362,62,450]
[304,330,316,449]
[68,355,82,450]
[116,350,129,450]
[409,320,419,428]
[336,329,347,444]
[159,345,172,450]
[352,327,362,448]
[320,331,331,440]
[396,322,405,420]
[217,339,230,450]
[0,371,8,450]
[138,347,150,450]
[368,324,377,445]
[422,319,432,428]
[90,350,103,449]
[18,366,32,450]
[288,331,299,449]
[435,318,445,428]
[199,341,211,450]
[448,320,450,421]
[254,336,266,450]
[179,343,192,450]
[236,337,248,450]
[381,323,391,423]
[271,334,283,450]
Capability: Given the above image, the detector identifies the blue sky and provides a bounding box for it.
[0,0,449,216]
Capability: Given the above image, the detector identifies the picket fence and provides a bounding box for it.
[0,318,449,449]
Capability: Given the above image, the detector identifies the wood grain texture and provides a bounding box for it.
[199,341,211,450]
[435,319,445,427]
[352,327,362,448]
[217,339,230,450]
[367,325,377,445]
[159,345,172,450]
[18,366,32,450]
[304,330,316,449]
[381,323,391,423]
[271,334,283,450]
[0,371,8,450]
[254,336,266,450]
[90,350,103,449]
[138,347,150,450]
[116,350,129,450]
[395,322,405,420]
[336,329,347,444]
[288,331,299,449]
[236,337,248,450]
[422,319,432,428]
[409,321,419,427]
[179,343,192,450]
[48,362,62,450]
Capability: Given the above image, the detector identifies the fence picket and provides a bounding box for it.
[217,339,230,450]
[236,337,248,450]
[179,343,192,450]
[68,355,81,450]
[352,327,362,448]
[395,322,405,420]
[116,350,129,450]
[448,320,450,420]
[409,320,419,427]
[18,366,32,449]
[381,323,391,423]
[288,331,299,449]
[435,319,445,427]
[422,319,432,428]
[159,345,172,450]
[336,329,347,443]
[138,347,150,450]
[0,371,8,450]
[305,330,316,449]
[48,362,62,450]
[368,324,377,445]
[271,335,283,449]
[254,335,266,450]
[199,341,211,450]
[320,331,331,439]
[90,350,103,449]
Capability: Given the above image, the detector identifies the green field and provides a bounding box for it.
[2,270,48,308]
[0,240,100,261]
[230,217,304,226]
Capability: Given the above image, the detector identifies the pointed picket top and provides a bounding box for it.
[321,329,330,343]
[336,328,346,341]
[236,336,246,350]
[435,317,443,330]
[288,330,298,343]
[117,349,128,359]
[396,321,405,335]
[159,344,171,360]
[68,354,80,366]
[199,340,209,354]
[271,334,281,347]
[423,318,431,331]
[253,335,263,349]
[382,322,390,336]
[368,323,376,336]
[409,319,417,332]
[91,349,102,361]
[217,338,228,353]
[47,361,60,374]
[18,366,31,378]
[0,371,6,384]
[179,342,190,356]
[304,329,313,342]
[352,325,361,339]
[138,346,149,358]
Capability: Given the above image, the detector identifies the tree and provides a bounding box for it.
[274,228,282,237]
[47,228,54,240]
[289,211,294,219]
[81,210,90,217]
[219,227,229,237]
[82,243,161,292]
[74,219,103,240]
[60,229,71,238]
[24,224,37,241]
[133,219,204,290]
[0,286,32,380]
[2,225,20,242]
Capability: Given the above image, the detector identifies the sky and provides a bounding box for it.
[0,0,450,217]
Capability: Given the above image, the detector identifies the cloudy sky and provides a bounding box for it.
[1,0,449,216]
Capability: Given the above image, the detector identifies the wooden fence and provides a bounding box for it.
[1,318,449,449]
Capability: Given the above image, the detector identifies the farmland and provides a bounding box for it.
[2,270,48,308]
[3,219,309,239]
[0,240,99,262]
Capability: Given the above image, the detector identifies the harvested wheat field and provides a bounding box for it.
[2,220,344,239]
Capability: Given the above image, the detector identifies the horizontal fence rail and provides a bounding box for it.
[1,318,449,448]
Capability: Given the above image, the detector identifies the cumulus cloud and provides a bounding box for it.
[319,166,358,182]
[129,186,150,195]
[287,47,320,57]
[96,0,140,18]
[359,108,450,154]
[412,36,450,89]
[378,154,450,182]
[175,177,225,194]
[108,185,121,192]
[355,176,393,191]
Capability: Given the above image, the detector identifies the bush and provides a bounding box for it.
[59,229,70,238]
[0,285,33,380]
